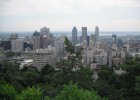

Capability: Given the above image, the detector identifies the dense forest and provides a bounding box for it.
[0,37,140,100]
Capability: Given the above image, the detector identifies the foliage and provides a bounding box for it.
[16,86,42,100]
[4,52,15,58]
[0,81,17,100]
[56,83,107,100]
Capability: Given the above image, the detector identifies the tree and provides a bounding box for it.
[55,83,107,100]
[64,37,75,54]
[76,67,94,90]
[16,86,42,100]
[0,82,17,100]
[97,66,113,81]
[120,57,140,100]
[135,76,140,92]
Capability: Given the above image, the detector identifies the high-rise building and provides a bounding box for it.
[0,40,11,50]
[72,26,77,45]
[112,34,117,44]
[95,26,99,43]
[40,27,51,48]
[11,39,24,52]
[40,27,50,36]
[10,33,18,39]
[82,27,87,42]
[90,34,95,41]
[118,38,123,47]
[90,34,95,45]
[89,40,94,49]
[82,40,87,49]
[32,31,40,50]
[54,38,65,57]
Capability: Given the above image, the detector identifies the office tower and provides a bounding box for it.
[72,26,77,45]
[89,40,94,49]
[89,34,95,49]
[82,27,87,42]
[82,40,87,49]
[40,27,50,37]
[40,35,49,49]
[95,26,99,43]
[11,39,24,52]
[10,33,18,39]
[32,31,40,50]
[87,35,90,45]
[54,38,65,57]
[118,38,123,47]
[0,40,11,50]
[40,27,50,48]
[112,34,117,44]
[90,34,95,41]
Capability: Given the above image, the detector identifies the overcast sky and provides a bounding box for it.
[0,0,140,32]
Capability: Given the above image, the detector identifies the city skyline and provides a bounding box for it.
[0,0,140,32]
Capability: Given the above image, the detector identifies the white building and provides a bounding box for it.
[121,51,126,59]
[95,51,107,65]
[82,50,94,65]
[11,39,24,52]
[89,40,94,49]
[32,36,40,50]
[111,44,118,58]
[81,40,87,49]
[33,48,56,71]
[19,59,33,69]
[54,38,65,57]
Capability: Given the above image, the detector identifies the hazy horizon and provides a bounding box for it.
[0,0,140,32]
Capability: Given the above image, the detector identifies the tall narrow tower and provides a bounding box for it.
[32,31,40,50]
[82,27,87,42]
[95,26,99,43]
[72,26,77,45]
[40,27,50,48]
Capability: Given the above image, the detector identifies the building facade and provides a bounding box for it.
[11,39,24,52]
[82,27,87,42]
[95,26,99,43]
[72,26,77,45]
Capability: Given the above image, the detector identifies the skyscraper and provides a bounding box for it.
[82,27,87,42]
[72,26,77,45]
[95,26,99,43]
[112,34,117,44]
[32,31,40,50]
[40,27,50,48]
[10,33,18,39]
[11,39,24,52]
[40,27,50,36]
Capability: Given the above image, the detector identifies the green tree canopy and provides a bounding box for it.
[56,83,107,100]
[16,86,42,100]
